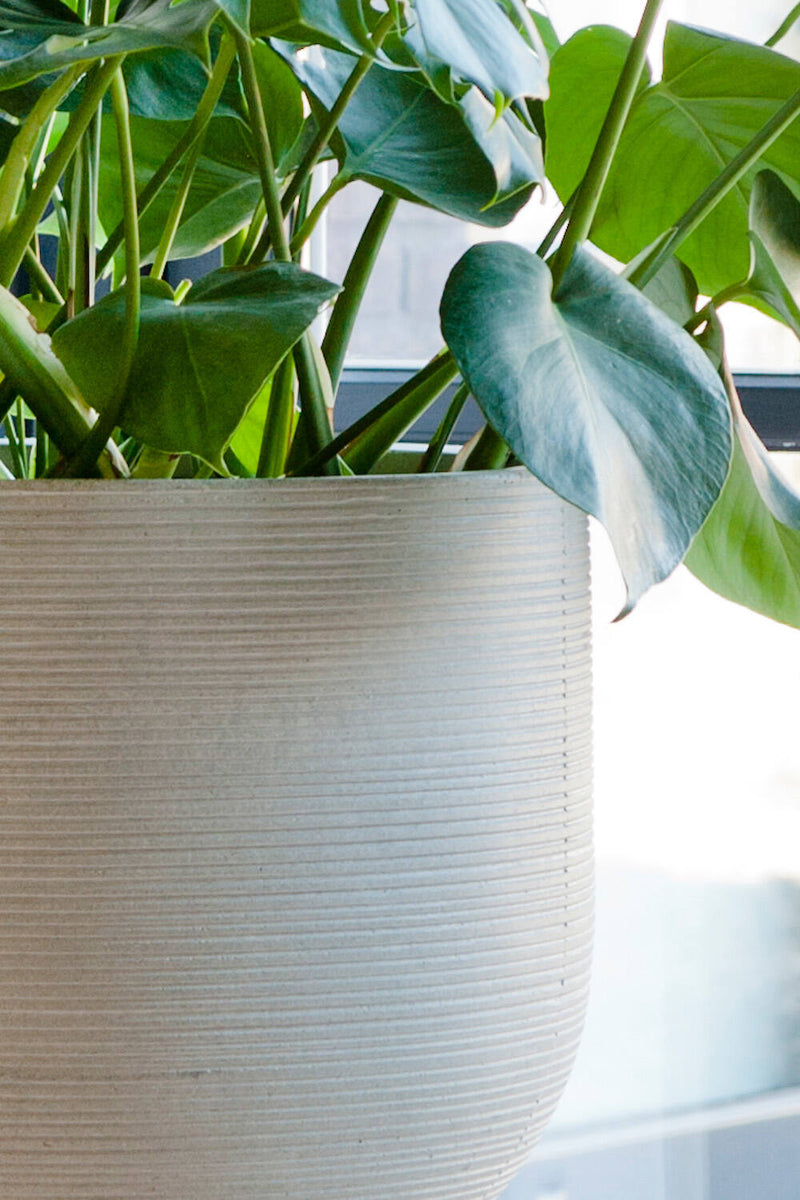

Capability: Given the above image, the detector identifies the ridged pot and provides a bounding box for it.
[0,469,592,1200]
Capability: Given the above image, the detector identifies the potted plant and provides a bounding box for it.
[0,1,797,1196]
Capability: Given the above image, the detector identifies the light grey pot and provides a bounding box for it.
[0,469,592,1200]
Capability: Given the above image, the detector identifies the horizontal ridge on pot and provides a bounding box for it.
[0,470,592,1200]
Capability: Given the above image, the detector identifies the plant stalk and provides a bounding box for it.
[767,2,800,45]
[463,425,510,471]
[321,191,398,391]
[291,350,457,476]
[280,10,396,219]
[232,25,291,262]
[151,129,207,279]
[256,356,295,477]
[550,0,664,290]
[96,34,237,275]
[418,381,470,473]
[289,172,345,255]
[67,68,140,476]
[0,64,82,233]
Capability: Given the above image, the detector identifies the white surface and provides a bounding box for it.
[0,473,592,1199]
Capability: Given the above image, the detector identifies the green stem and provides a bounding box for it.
[767,2,800,45]
[463,425,510,471]
[289,173,345,255]
[34,420,49,477]
[256,355,296,477]
[629,84,800,289]
[418,381,469,473]
[550,0,664,290]
[291,350,457,476]
[96,35,237,276]
[684,283,748,334]
[235,198,265,264]
[68,68,140,477]
[151,129,207,279]
[293,333,339,474]
[321,191,398,391]
[15,395,29,476]
[280,10,395,219]
[232,25,291,262]
[23,247,63,304]
[4,408,25,477]
[66,148,84,317]
[0,56,121,288]
[537,188,576,259]
[250,11,395,265]
[0,64,82,232]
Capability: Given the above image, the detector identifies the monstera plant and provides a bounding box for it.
[0,0,797,625]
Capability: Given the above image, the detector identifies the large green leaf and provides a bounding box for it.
[544,25,649,201]
[97,115,259,264]
[284,44,543,224]
[588,24,800,295]
[403,0,548,105]
[98,42,301,262]
[686,411,800,629]
[440,243,732,613]
[250,0,373,54]
[51,263,339,469]
[0,0,216,91]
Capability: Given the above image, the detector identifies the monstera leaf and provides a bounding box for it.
[52,263,339,470]
[440,242,732,614]
[403,0,548,106]
[546,23,800,296]
[283,44,543,224]
[250,0,373,54]
[0,0,217,91]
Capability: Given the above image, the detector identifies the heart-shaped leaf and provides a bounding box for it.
[440,243,732,613]
[283,44,543,224]
[52,263,339,470]
[686,405,800,629]
[403,0,548,105]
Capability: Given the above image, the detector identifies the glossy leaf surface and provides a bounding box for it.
[404,0,548,104]
[544,25,648,201]
[0,0,216,91]
[250,0,373,54]
[285,45,543,224]
[440,243,732,612]
[52,263,339,469]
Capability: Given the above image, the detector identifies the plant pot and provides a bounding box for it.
[0,469,592,1200]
